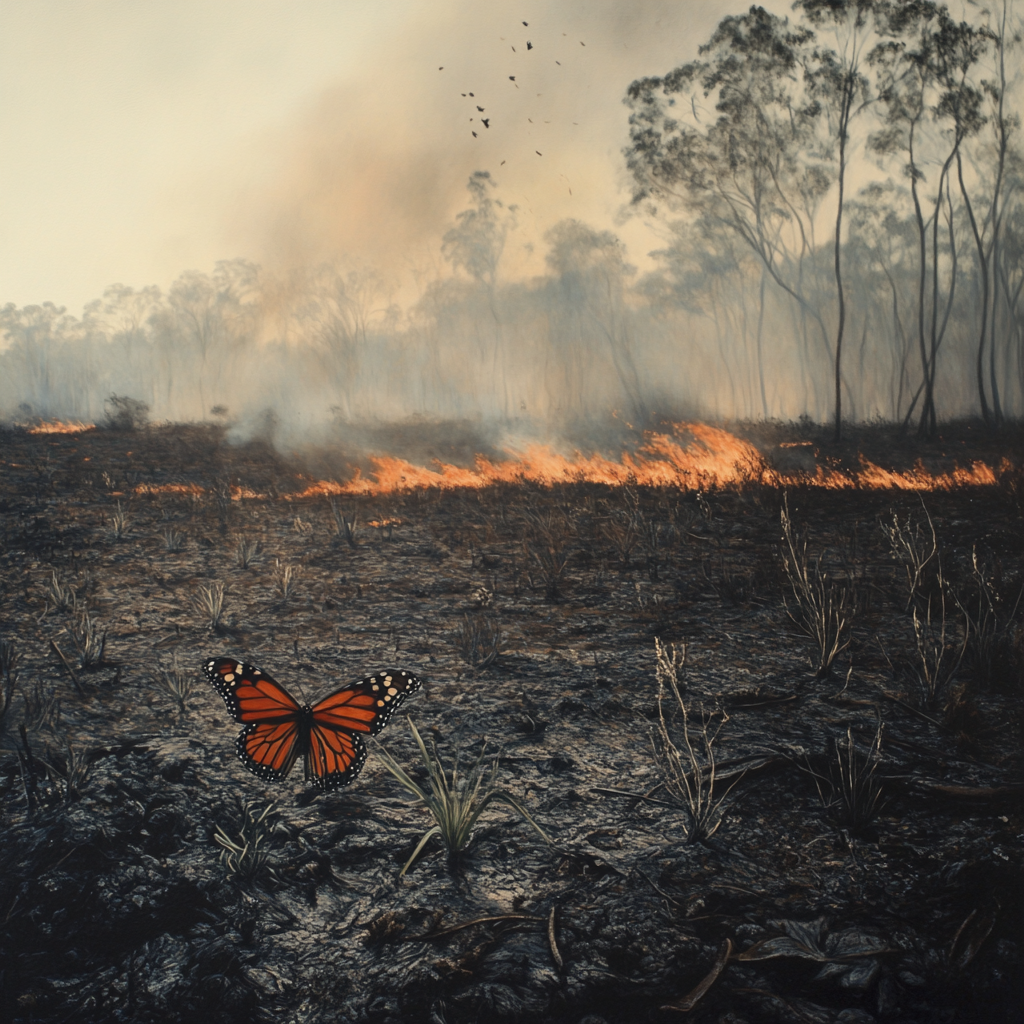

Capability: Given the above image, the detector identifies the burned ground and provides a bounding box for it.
[0,421,1021,1024]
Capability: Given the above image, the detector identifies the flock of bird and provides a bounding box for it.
[437,19,585,160]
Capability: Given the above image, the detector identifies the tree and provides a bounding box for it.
[797,0,878,439]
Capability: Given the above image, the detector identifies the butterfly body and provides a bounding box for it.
[204,658,421,791]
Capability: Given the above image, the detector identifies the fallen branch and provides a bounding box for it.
[661,938,732,1013]
[50,639,84,695]
[547,905,563,970]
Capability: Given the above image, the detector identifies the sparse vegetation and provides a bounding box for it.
[103,393,150,431]
[235,535,261,568]
[155,654,195,713]
[66,611,107,668]
[213,799,287,884]
[162,526,187,552]
[803,722,887,836]
[454,613,502,669]
[651,639,739,843]
[192,581,227,630]
[780,499,853,678]
[374,717,551,876]
[108,500,131,540]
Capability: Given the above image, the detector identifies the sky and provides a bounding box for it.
[0,0,784,315]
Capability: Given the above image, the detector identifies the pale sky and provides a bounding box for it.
[0,0,784,314]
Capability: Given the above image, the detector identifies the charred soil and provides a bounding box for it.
[0,422,1022,1024]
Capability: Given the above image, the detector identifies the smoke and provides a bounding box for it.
[1,0,1021,467]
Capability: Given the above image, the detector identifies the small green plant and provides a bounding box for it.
[455,613,502,669]
[780,499,852,678]
[374,717,551,876]
[803,722,886,835]
[162,527,187,552]
[192,581,227,630]
[213,799,287,883]
[109,501,131,540]
[155,654,195,713]
[67,611,107,668]
[652,638,739,843]
[235,536,261,569]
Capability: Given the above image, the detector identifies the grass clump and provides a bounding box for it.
[162,527,187,552]
[455,613,502,669]
[192,581,227,630]
[108,500,131,541]
[213,799,287,884]
[67,611,107,668]
[42,569,77,615]
[374,717,551,876]
[155,654,195,714]
[235,536,261,569]
[803,721,887,836]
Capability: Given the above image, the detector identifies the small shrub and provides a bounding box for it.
[272,560,300,602]
[103,393,150,431]
[108,501,131,541]
[780,499,852,678]
[803,722,886,836]
[156,654,195,713]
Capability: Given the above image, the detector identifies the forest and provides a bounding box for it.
[1,2,1022,446]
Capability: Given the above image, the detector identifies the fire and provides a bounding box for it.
[290,423,1005,497]
[27,420,94,434]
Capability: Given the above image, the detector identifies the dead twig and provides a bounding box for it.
[408,914,545,941]
[50,639,85,695]
[661,938,733,1013]
[547,905,563,970]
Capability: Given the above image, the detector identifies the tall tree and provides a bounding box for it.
[797,0,877,439]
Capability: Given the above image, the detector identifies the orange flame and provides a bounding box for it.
[27,420,94,434]
[289,423,1004,498]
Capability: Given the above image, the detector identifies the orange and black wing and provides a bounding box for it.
[305,669,422,791]
[204,657,304,784]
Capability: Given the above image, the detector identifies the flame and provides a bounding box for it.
[27,420,94,434]
[104,422,1003,500]
[291,423,1004,497]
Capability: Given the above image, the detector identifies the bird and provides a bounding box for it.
[509,76,516,81]
[536,150,542,156]
[472,131,478,138]
[477,105,485,111]
[523,20,528,25]
[527,41,533,50]
[482,119,490,128]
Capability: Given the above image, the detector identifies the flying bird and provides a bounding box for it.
[501,159,506,165]
[477,105,485,111]
[523,20,528,25]
[482,119,490,128]
[512,46,516,51]
[439,66,444,70]
[509,76,515,81]
[472,131,478,138]
[527,41,533,50]
[536,150,542,156]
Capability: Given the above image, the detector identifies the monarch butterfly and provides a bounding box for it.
[203,657,422,791]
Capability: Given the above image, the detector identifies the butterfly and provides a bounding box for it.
[203,657,422,791]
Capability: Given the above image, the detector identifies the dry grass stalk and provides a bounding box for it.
[804,721,887,834]
[652,639,739,842]
[882,502,938,612]
[455,613,502,669]
[43,570,77,615]
[780,499,852,678]
[108,501,131,540]
[329,499,358,548]
[213,799,287,883]
[156,653,195,713]
[162,527,187,552]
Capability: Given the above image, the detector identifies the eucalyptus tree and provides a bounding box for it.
[543,219,647,425]
[440,172,518,418]
[624,7,838,424]
[797,0,879,438]
[871,1,988,436]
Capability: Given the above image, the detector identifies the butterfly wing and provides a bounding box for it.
[305,669,422,790]
[204,657,304,783]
